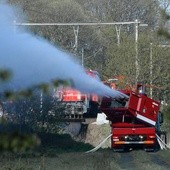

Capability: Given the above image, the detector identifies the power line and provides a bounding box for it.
[14,20,145,81]
[15,21,140,26]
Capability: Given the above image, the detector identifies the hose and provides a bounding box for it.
[157,135,166,150]
[156,133,170,150]
[85,133,169,153]
[85,134,112,153]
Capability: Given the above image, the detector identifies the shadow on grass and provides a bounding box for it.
[0,123,93,155]
[37,132,93,154]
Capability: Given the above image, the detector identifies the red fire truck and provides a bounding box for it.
[100,82,166,151]
[55,70,100,120]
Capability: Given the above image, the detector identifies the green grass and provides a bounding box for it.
[0,122,93,154]
[36,132,93,154]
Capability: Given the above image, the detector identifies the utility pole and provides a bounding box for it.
[135,19,139,83]
[73,26,79,52]
[81,48,84,67]
[40,91,43,114]
[15,21,139,50]
[134,20,148,83]
[115,25,121,46]
[15,21,143,79]
[150,43,153,98]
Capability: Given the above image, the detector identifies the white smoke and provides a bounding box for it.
[0,2,128,99]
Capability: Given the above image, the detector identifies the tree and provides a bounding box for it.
[7,0,170,103]
[75,0,160,28]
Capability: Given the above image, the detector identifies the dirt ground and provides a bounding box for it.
[0,149,170,170]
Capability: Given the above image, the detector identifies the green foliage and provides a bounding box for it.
[17,89,33,98]
[1,0,169,154]
[0,122,39,152]
[5,0,170,103]
[4,88,66,133]
[0,69,12,82]
[0,70,71,153]
[37,83,50,94]
[157,28,170,39]
[163,105,170,122]
[0,132,38,152]
[37,133,93,153]
[4,91,16,100]
[103,31,136,81]
[7,0,164,74]
[52,79,69,87]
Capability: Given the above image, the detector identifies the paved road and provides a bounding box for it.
[112,150,170,170]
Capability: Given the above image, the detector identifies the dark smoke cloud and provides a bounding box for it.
[0,2,128,99]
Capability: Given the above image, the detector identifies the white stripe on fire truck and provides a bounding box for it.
[152,102,158,106]
[136,114,156,126]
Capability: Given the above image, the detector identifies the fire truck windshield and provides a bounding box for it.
[108,99,126,108]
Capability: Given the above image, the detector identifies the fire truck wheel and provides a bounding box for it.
[144,143,159,152]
